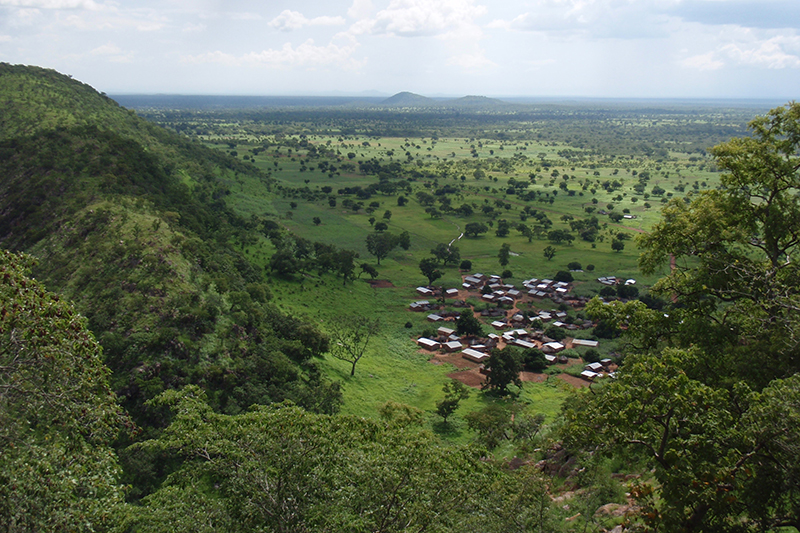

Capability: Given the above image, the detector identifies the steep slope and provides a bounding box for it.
[0,64,340,422]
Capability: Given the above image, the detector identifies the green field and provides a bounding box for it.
[124,102,752,442]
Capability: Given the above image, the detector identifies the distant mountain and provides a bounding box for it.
[381,91,438,107]
[0,63,339,421]
[443,95,510,108]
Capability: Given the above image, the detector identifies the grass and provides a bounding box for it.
[190,126,723,445]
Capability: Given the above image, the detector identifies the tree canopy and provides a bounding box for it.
[565,103,800,532]
[0,250,127,531]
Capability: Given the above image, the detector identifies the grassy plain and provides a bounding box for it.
[141,102,755,440]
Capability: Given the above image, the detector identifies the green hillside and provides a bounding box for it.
[0,63,339,424]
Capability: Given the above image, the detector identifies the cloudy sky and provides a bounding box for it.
[1,0,798,99]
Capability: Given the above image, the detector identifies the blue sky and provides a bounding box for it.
[1,0,798,98]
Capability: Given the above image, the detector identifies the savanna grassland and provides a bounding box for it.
[122,97,768,428]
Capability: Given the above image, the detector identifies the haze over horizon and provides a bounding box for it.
[1,0,798,100]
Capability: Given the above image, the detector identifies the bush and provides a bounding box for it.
[554,270,573,283]
[544,325,567,341]
[599,286,617,298]
[501,269,513,279]
[404,321,413,329]
[617,284,639,299]
[561,348,580,359]
[583,348,601,363]
[522,349,547,372]
[459,259,472,271]
[586,264,595,271]
[567,261,582,270]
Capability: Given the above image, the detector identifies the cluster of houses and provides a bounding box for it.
[416,323,603,376]
[409,272,619,381]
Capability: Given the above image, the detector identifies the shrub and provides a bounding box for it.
[459,259,472,271]
[554,271,574,283]
[567,261,582,270]
[501,269,513,279]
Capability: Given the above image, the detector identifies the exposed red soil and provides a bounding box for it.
[520,371,548,383]
[556,374,591,388]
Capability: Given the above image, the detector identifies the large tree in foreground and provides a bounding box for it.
[0,251,126,532]
[565,103,800,532]
[124,387,555,532]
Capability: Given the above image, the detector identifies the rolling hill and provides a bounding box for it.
[0,63,340,422]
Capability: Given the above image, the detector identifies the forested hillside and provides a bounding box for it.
[0,63,340,425]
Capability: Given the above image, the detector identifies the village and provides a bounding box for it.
[411,272,623,388]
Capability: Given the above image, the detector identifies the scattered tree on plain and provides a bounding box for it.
[328,315,379,377]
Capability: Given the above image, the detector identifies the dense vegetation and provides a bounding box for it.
[2,63,799,532]
[0,64,341,427]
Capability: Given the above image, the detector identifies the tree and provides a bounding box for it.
[359,263,379,279]
[419,257,443,285]
[464,222,488,237]
[553,270,573,283]
[465,403,512,449]
[543,245,556,261]
[547,229,574,244]
[495,219,511,237]
[459,259,472,271]
[498,243,511,267]
[383,209,392,221]
[365,232,398,265]
[0,251,127,531]
[125,386,549,532]
[328,315,379,376]
[456,311,484,337]
[516,223,534,242]
[374,221,388,232]
[313,216,321,226]
[611,239,625,252]
[431,243,460,266]
[482,347,522,396]
[436,380,471,423]
[335,249,358,285]
[521,349,548,372]
[397,230,411,250]
[565,104,800,532]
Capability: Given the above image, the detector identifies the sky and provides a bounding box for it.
[1,0,799,99]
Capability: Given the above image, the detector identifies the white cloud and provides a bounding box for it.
[268,10,346,32]
[488,0,674,39]
[363,0,488,38]
[89,42,134,63]
[348,0,373,20]
[184,38,362,70]
[682,32,800,71]
[681,51,725,70]
[721,36,800,68]
[0,0,107,9]
[0,35,12,42]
